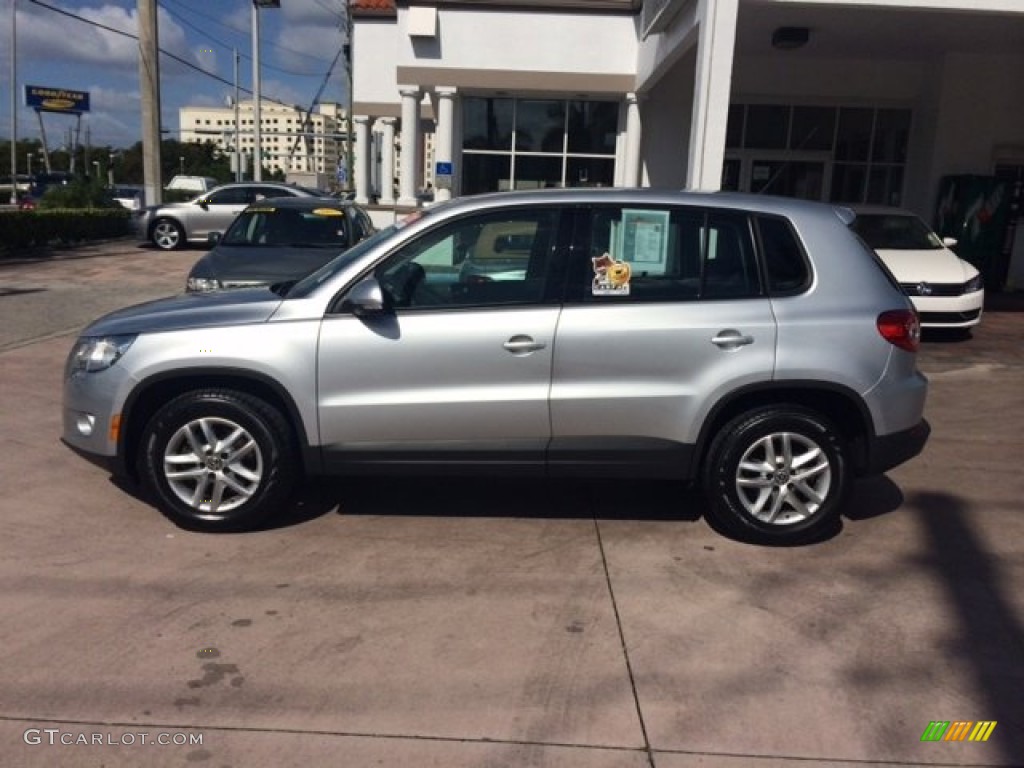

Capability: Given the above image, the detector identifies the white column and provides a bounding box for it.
[433,86,456,202]
[398,85,421,207]
[622,93,642,188]
[687,0,739,191]
[378,117,397,205]
[354,115,371,205]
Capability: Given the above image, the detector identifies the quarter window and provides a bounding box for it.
[756,215,810,294]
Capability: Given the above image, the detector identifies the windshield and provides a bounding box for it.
[222,206,351,248]
[286,224,400,298]
[851,213,944,250]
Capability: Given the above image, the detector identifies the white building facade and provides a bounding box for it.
[350,0,1024,284]
[179,100,347,178]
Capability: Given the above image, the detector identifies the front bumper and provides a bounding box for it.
[908,290,984,328]
[62,363,135,478]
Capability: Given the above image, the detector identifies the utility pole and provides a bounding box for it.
[345,0,354,194]
[137,0,162,205]
[9,0,17,204]
[234,48,242,181]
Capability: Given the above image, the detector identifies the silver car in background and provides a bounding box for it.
[64,189,929,544]
[136,182,322,250]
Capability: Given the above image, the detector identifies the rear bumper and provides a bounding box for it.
[864,419,930,475]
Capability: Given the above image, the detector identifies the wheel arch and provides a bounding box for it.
[692,382,874,479]
[118,368,320,481]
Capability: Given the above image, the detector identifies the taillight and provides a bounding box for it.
[877,309,920,352]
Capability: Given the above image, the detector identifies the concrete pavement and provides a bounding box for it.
[0,243,1021,766]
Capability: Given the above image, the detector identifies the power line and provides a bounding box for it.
[160,0,334,66]
[158,2,325,77]
[24,0,301,110]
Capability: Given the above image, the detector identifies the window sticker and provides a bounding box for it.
[592,252,631,296]
[618,209,669,275]
[246,207,275,214]
[312,208,344,217]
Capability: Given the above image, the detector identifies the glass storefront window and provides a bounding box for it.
[744,105,789,149]
[567,157,614,188]
[835,108,874,162]
[514,156,563,189]
[462,154,511,195]
[568,101,618,154]
[462,97,618,194]
[790,107,835,151]
[515,100,566,153]
[872,109,910,163]
[463,97,514,151]
[726,105,744,149]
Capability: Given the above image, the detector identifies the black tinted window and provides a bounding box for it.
[757,216,810,294]
[580,207,760,302]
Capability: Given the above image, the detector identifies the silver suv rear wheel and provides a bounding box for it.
[704,405,848,543]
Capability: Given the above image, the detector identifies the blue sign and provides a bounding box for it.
[435,161,453,176]
[25,85,90,114]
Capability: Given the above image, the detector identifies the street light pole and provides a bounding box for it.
[251,2,262,181]
[9,0,18,204]
[234,48,241,181]
[251,1,280,182]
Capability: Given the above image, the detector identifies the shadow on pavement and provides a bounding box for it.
[909,490,1024,762]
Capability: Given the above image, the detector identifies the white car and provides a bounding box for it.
[851,206,984,329]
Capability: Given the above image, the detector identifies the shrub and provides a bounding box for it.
[0,208,131,255]
[40,179,120,210]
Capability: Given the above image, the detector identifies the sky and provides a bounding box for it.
[0,0,351,150]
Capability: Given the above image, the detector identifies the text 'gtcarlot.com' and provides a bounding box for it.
[23,728,203,747]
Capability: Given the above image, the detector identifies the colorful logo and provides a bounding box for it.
[920,721,997,742]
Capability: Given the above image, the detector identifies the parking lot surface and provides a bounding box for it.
[1,241,1022,766]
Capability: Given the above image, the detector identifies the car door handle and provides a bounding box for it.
[503,335,547,355]
[711,330,754,348]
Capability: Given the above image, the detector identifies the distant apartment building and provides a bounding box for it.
[179,100,347,177]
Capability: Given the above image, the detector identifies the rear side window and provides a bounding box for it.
[576,206,761,302]
[756,215,810,294]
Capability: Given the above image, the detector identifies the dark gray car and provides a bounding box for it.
[185,197,376,292]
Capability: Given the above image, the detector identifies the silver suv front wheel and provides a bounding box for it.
[704,405,848,544]
[141,389,297,531]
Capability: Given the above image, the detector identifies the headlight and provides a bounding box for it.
[66,335,136,376]
[186,276,222,293]
[962,274,984,294]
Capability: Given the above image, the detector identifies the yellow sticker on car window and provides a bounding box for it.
[592,252,631,296]
[312,208,344,217]
[247,207,275,213]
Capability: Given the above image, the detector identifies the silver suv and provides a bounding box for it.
[63,189,929,544]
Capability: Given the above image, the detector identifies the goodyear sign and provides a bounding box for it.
[24,85,90,114]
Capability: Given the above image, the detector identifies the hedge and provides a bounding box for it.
[0,208,132,254]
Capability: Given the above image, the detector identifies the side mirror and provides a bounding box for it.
[207,231,222,246]
[343,277,389,317]
[942,236,958,248]
[197,199,209,210]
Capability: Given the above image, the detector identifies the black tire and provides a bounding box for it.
[703,405,848,544]
[140,389,297,532]
[151,217,184,250]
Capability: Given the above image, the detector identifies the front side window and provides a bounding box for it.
[375,209,561,310]
[204,187,249,206]
[576,207,761,302]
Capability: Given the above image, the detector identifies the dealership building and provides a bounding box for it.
[349,0,1024,288]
